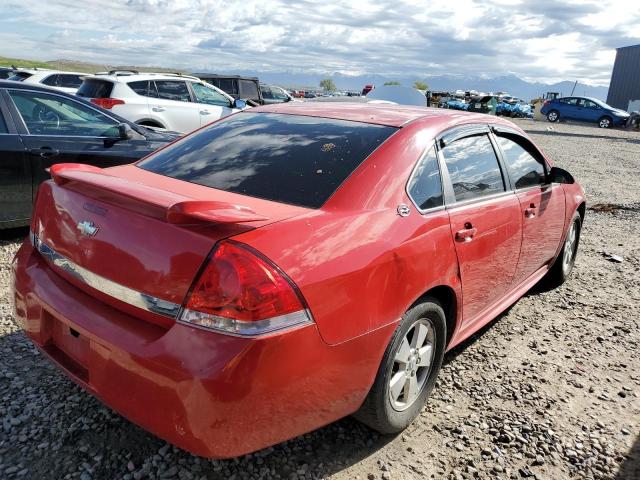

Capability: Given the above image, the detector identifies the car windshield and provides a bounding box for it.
[590,98,613,109]
[138,112,397,208]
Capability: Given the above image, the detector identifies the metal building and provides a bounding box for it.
[606,44,640,111]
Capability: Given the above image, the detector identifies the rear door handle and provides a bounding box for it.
[29,147,59,158]
[151,106,165,112]
[525,203,537,218]
[199,109,211,115]
[455,223,477,242]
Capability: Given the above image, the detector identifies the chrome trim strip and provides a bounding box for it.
[33,236,180,319]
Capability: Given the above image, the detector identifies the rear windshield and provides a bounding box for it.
[138,112,396,208]
[7,72,32,82]
[77,79,114,98]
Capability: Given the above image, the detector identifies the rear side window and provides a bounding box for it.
[77,79,114,98]
[128,80,149,96]
[7,72,32,82]
[407,146,443,210]
[154,81,191,102]
[238,80,259,100]
[138,112,397,208]
[496,135,546,189]
[441,134,505,202]
[42,74,59,86]
[58,74,82,88]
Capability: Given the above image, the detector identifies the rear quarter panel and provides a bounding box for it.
[235,121,461,345]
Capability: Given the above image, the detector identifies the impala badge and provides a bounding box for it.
[77,220,99,237]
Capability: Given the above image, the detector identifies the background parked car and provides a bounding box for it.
[76,71,246,133]
[541,96,630,128]
[0,66,16,79]
[193,73,263,105]
[0,80,178,228]
[6,68,85,94]
[260,84,294,104]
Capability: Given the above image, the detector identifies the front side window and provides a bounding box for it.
[442,134,505,202]
[407,146,443,210]
[260,86,273,99]
[153,81,191,102]
[8,90,119,137]
[191,83,231,107]
[496,135,546,189]
[138,112,397,208]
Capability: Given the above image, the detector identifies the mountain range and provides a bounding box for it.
[238,71,609,102]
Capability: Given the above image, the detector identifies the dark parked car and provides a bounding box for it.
[540,96,630,128]
[192,73,263,105]
[0,67,16,80]
[0,80,179,228]
[260,84,293,104]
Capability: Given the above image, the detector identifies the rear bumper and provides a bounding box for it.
[12,241,392,458]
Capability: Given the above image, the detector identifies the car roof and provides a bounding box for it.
[192,73,259,81]
[85,72,202,82]
[252,101,506,128]
[12,69,86,76]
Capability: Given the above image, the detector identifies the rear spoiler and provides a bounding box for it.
[49,164,268,225]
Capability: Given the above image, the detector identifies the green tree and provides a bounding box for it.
[319,78,336,92]
[384,81,401,86]
[413,80,429,90]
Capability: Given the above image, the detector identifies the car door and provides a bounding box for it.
[560,97,579,120]
[492,129,566,285]
[438,128,522,330]
[0,90,31,226]
[189,82,233,126]
[5,87,157,191]
[579,99,601,123]
[149,80,200,133]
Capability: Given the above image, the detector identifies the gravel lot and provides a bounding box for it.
[1,119,639,480]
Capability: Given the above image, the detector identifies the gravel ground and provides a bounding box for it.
[0,119,639,480]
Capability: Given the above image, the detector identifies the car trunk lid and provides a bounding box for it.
[32,164,309,328]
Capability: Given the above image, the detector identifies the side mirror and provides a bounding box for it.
[234,99,247,109]
[549,166,574,184]
[118,123,135,140]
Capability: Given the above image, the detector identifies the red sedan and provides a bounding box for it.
[12,103,585,458]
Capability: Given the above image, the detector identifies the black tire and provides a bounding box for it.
[547,110,560,122]
[598,116,612,129]
[545,211,582,287]
[354,298,446,434]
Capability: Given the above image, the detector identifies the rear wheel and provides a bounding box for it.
[547,110,559,122]
[598,116,612,128]
[354,299,446,434]
[545,211,582,287]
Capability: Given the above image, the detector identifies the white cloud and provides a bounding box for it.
[0,0,638,85]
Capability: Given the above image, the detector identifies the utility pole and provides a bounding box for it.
[570,80,578,96]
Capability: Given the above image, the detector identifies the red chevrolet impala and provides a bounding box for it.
[12,103,585,458]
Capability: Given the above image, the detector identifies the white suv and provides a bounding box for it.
[76,71,246,133]
[7,68,85,94]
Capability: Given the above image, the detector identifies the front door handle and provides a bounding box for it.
[200,109,211,115]
[525,203,537,218]
[29,147,60,158]
[151,106,165,112]
[455,223,477,242]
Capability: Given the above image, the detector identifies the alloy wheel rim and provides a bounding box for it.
[549,112,557,121]
[600,118,610,128]
[388,318,436,411]
[563,221,578,271]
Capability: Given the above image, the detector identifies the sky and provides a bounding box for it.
[1,0,639,86]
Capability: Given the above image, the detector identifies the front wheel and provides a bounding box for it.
[598,116,612,128]
[354,299,446,434]
[547,110,559,122]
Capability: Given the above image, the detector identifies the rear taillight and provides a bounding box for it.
[543,100,550,106]
[179,241,313,336]
[90,98,125,109]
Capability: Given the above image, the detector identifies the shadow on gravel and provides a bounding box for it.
[0,226,29,243]
[616,434,640,480]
